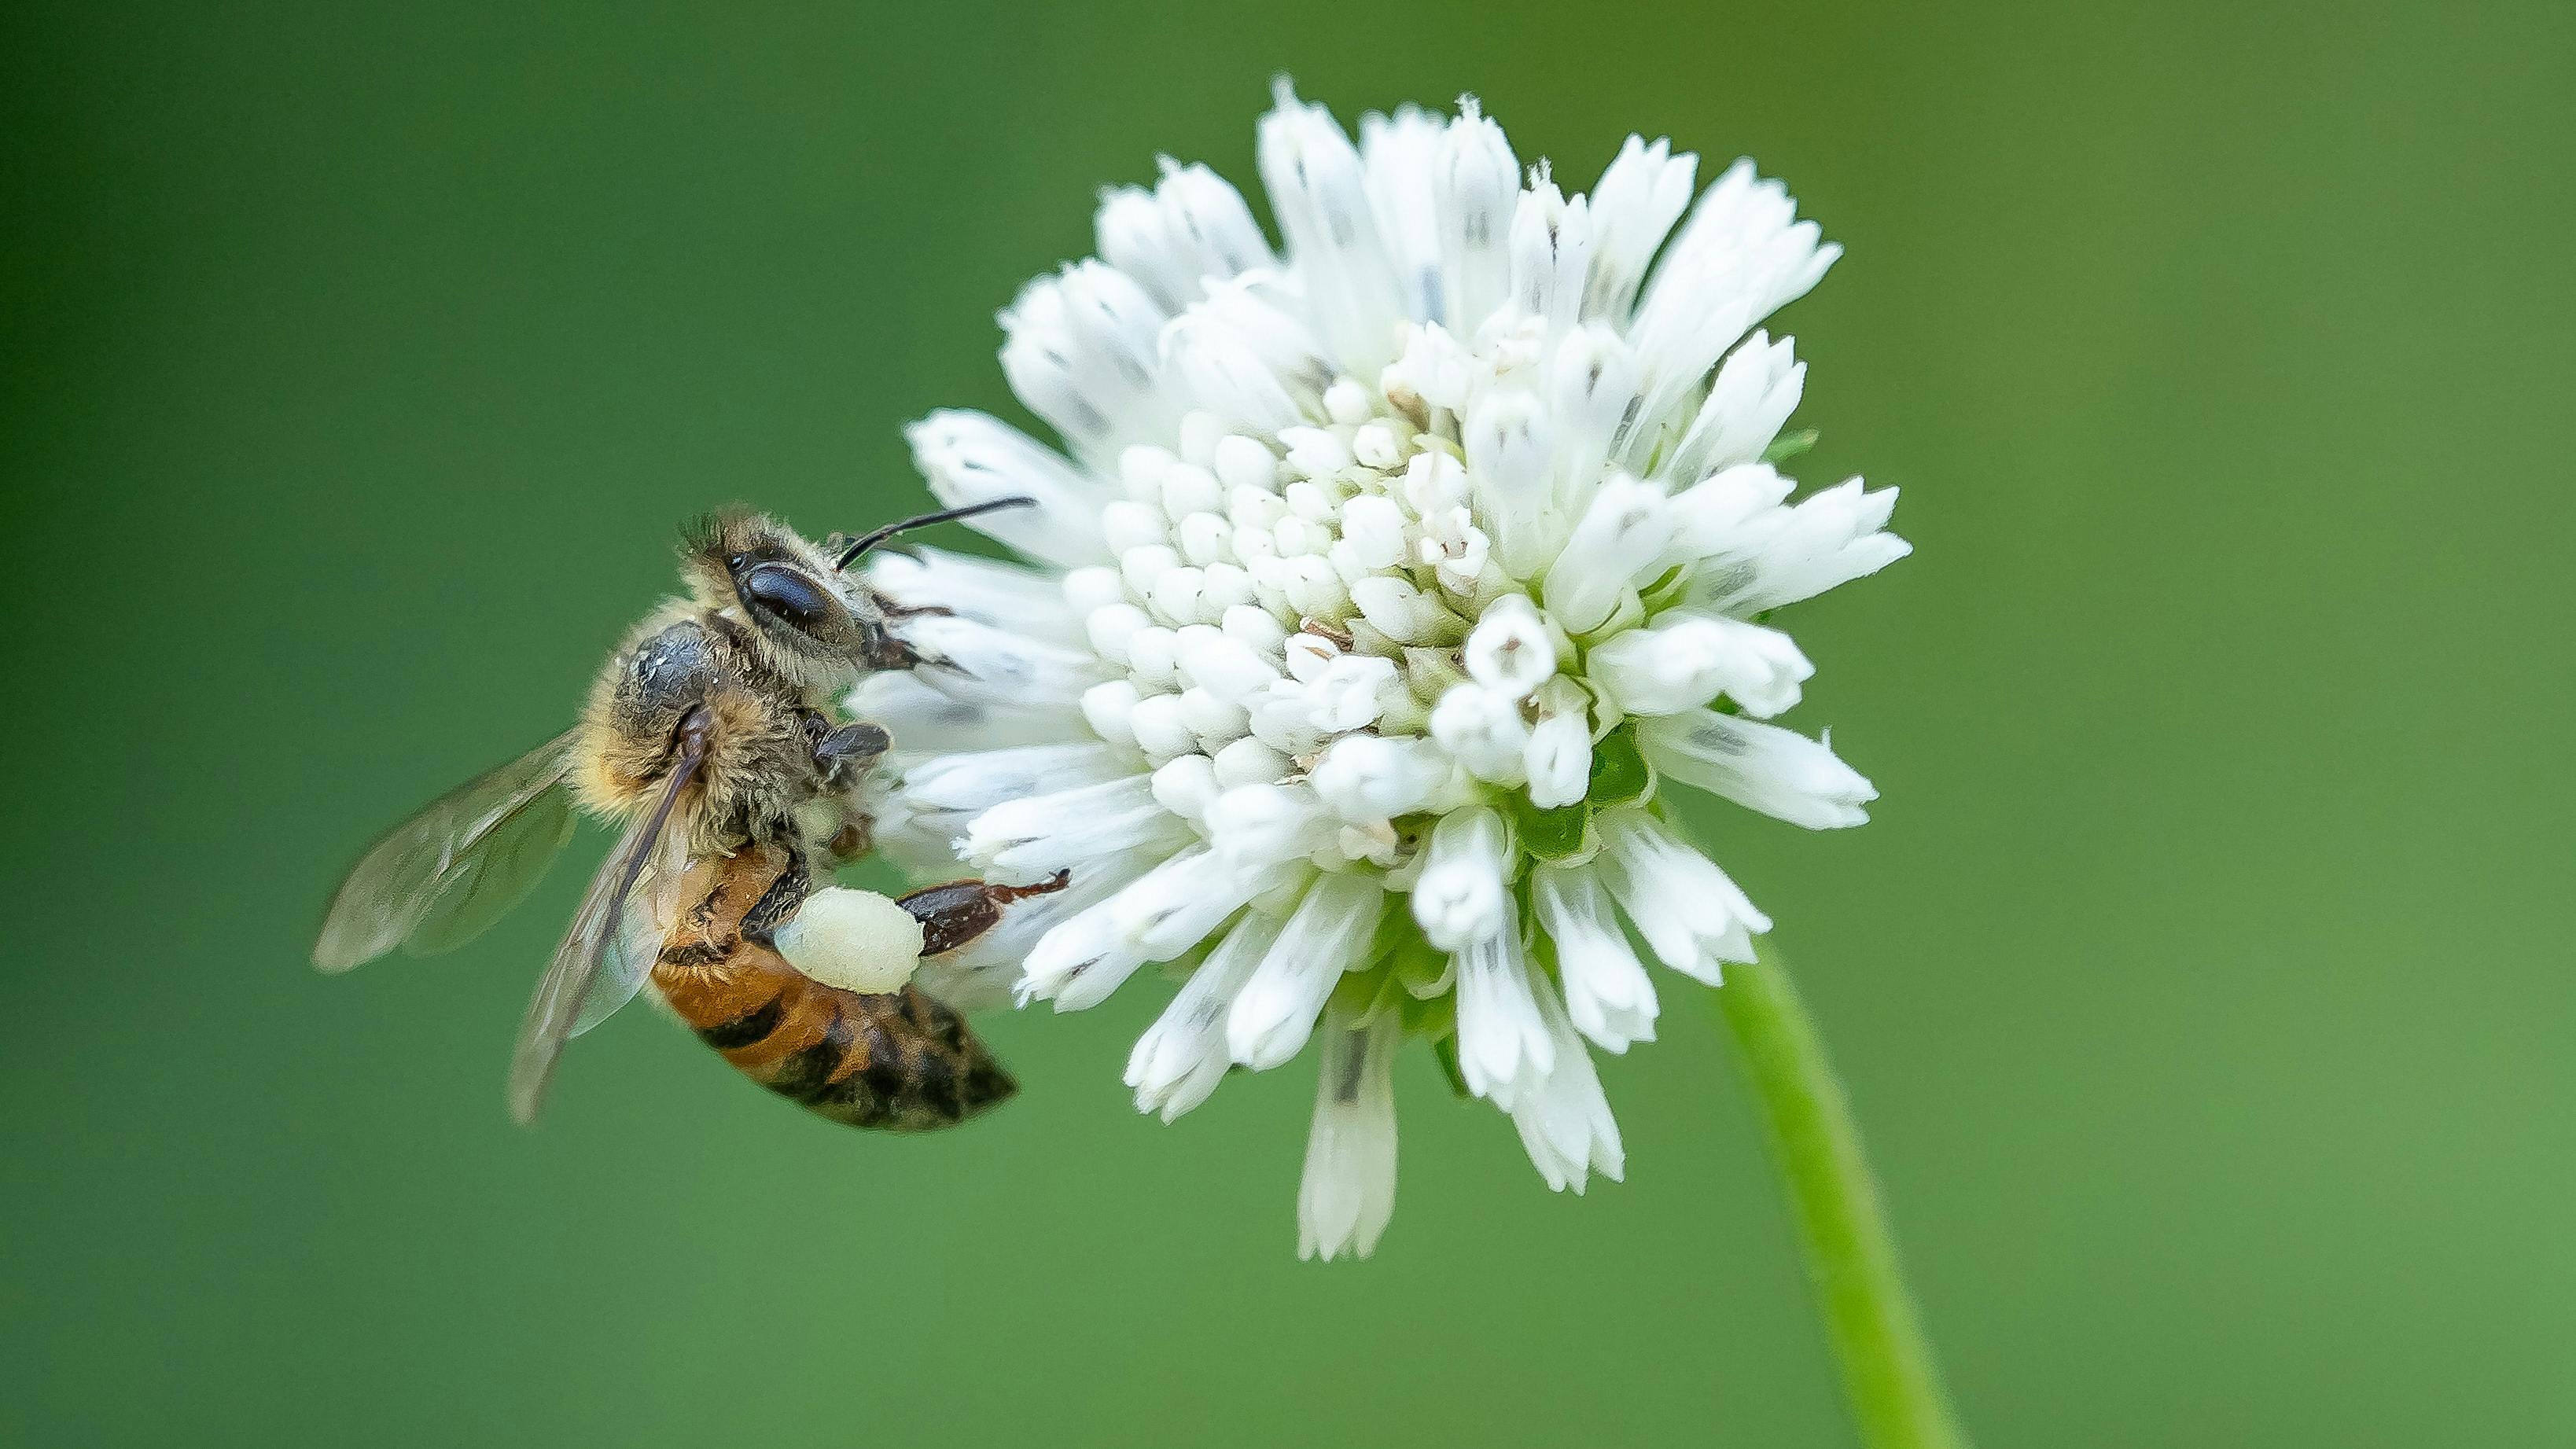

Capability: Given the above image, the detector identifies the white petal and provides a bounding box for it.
[865,546,1079,645]
[1086,602,1151,664]
[1127,691,1197,761]
[1433,97,1519,336]
[1259,81,1405,376]
[964,774,1190,884]
[922,845,1154,1011]
[1166,159,1275,279]
[1227,872,1386,1070]
[1662,462,1796,567]
[1533,863,1658,1052]
[1543,475,1673,635]
[1100,844,1283,969]
[1710,479,1911,615]
[1308,733,1456,820]
[1461,594,1557,696]
[1127,909,1285,1120]
[1360,104,1446,326]
[1583,134,1698,322]
[1625,162,1838,452]
[1505,973,1626,1193]
[1653,160,1840,329]
[1162,276,1328,438]
[1305,653,1398,733]
[1338,494,1411,570]
[1592,806,1769,982]
[1637,708,1879,830]
[1544,323,1642,509]
[1349,575,1464,646]
[1244,678,1330,756]
[1298,1013,1401,1260]
[1277,553,1351,619]
[1461,388,1556,576]
[1522,701,1593,809]
[905,410,1112,568]
[1062,565,1126,614]
[1279,633,1332,690]
[1172,623,1284,704]
[1205,782,1338,876]
[1452,925,1554,1108]
[1587,612,1812,718]
[1150,753,1220,823]
[1107,160,1283,311]
[1386,321,1478,415]
[1221,601,1288,653]
[1178,686,1247,750]
[1660,331,1804,487]
[1411,805,1514,950]
[1211,734,1294,788]
[1079,678,1143,748]
[902,613,1109,708]
[1426,682,1530,784]
[1121,542,1183,601]
[846,670,1088,754]
[1018,896,1146,1009]
[1094,183,1190,313]
[998,260,1176,458]
[893,743,1134,846]
[1128,624,1183,689]
[1507,178,1593,336]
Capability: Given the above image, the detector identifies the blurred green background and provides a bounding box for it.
[6,0,2570,1444]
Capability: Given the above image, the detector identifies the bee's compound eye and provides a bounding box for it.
[727,553,749,572]
[741,564,831,632]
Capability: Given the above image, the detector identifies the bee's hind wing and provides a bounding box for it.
[569,831,685,1040]
[507,723,705,1127]
[313,732,581,973]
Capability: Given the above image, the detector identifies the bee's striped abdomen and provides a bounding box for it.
[649,849,1014,1131]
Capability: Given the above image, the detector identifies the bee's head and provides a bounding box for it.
[678,498,1035,690]
[681,508,883,690]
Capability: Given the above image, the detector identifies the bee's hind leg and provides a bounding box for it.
[767,878,943,995]
[897,872,1072,957]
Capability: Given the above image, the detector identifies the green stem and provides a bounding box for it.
[1713,940,1970,1449]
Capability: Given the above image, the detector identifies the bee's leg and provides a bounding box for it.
[897,871,1073,956]
[738,848,812,947]
[811,721,890,778]
[832,567,955,623]
[769,884,933,994]
[856,619,924,671]
[821,815,875,867]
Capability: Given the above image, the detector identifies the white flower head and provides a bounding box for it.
[863,83,1906,1259]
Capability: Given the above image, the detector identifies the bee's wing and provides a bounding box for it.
[569,833,684,1039]
[313,733,582,973]
[507,726,706,1126]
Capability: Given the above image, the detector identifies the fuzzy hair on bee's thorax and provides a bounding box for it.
[570,602,826,858]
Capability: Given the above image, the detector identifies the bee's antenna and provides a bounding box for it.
[833,497,1037,570]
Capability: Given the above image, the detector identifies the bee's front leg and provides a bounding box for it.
[897,872,1073,956]
[856,617,925,671]
[810,719,889,782]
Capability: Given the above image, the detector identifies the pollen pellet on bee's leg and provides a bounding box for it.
[771,886,925,994]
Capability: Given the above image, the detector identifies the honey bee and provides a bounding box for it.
[314,497,1065,1131]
